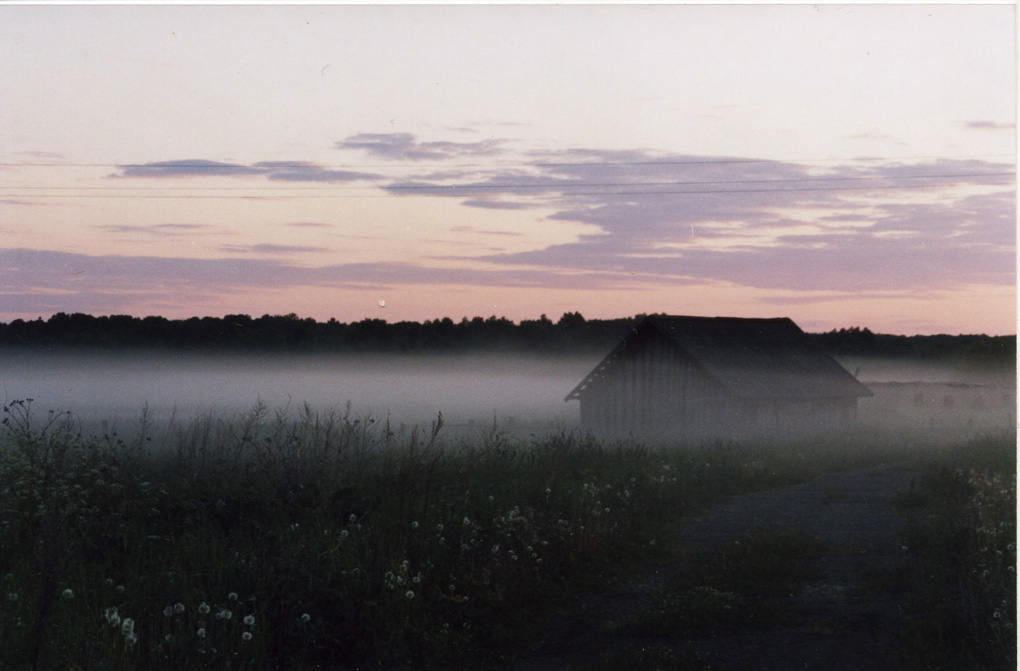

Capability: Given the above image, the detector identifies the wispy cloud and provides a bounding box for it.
[96,223,218,236]
[219,244,331,255]
[112,159,380,182]
[964,120,1016,131]
[336,133,506,161]
[366,142,1014,294]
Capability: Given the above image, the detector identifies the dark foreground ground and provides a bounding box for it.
[508,464,922,671]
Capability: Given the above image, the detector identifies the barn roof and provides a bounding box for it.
[565,315,872,402]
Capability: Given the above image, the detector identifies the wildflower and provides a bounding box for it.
[227,592,239,601]
[163,606,173,617]
[463,517,471,526]
[405,590,415,600]
[198,602,210,614]
[349,514,357,523]
[242,631,253,642]
[197,628,206,639]
[61,589,74,601]
[410,521,419,529]
[339,529,349,541]
[105,608,121,627]
[243,615,255,626]
[121,618,135,637]
[174,602,185,614]
[216,609,233,620]
[300,613,311,623]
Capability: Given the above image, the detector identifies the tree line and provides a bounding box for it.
[0,312,1013,366]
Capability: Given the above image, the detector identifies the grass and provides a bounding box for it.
[894,432,1016,670]
[0,398,1014,669]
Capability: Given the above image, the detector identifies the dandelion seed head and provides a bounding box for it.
[405,590,414,600]
[242,631,253,641]
[197,628,206,639]
[198,602,210,614]
[300,613,311,623]
[227,592,238,601]
[243,615,255,626]
[61,589,74,601]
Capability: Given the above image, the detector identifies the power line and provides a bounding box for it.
[2,171,1013,193]
[2,177,1012,200]
[0,152,1014,172]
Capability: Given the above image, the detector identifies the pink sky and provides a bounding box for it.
[1,4,1015,335]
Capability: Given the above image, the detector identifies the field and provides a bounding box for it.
[0,390,1015,669]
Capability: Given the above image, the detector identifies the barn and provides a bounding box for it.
[565,315,872,441]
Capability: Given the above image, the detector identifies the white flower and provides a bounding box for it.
[198,602,210,614]
[197,628,206,639]
[462,517,471,525]
[121,619,135,637]
[124,632,138,646]
[405,590,415,600]
[242,631,253,641]
[216,609,233,620]
[174,602,186,614]
[61,589,74,601]
[300,613,311,623]
[105,608,121,627]
[243,615,255,626]
[410,521,419,529]
[227,592,238,601]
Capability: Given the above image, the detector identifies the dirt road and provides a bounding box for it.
[508,463,920,671]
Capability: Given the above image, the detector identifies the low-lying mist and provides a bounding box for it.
[0,349,1014,441]
[0,351,595,435]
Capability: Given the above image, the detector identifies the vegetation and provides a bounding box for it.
[0,398,1014,670]
[0,313,1014,368]
[895,433,1017,670]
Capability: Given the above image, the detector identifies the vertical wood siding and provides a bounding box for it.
[577,328,861,441]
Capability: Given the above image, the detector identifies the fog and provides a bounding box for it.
[0,350,1014,441]
[0,351,595,436]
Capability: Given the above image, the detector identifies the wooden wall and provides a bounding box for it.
[577,328,860,442]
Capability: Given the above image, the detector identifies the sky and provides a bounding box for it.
[0,3,1016,335]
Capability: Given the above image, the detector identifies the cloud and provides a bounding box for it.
[112,160,380,183]
[336,133,506,161]
[219,244,331,255]
[96,223,218,236]
[0,248,668,317]
[450,225,524,237]
[115,159,264,178]
[374,145,1014,294]
[460,199,534,210]
[964,120,1016,131]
